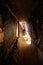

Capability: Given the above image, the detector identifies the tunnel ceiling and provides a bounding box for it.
[0,0,39,20]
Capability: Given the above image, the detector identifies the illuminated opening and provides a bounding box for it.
[16,21,31,45]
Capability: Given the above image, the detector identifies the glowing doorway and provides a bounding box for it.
[16,21,31,45]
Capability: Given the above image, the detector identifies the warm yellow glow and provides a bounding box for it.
[23,35,31,45]
[26,39,31,45]
[16,24,18,37]
[16,21,31,45]
[19,21,31,45]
